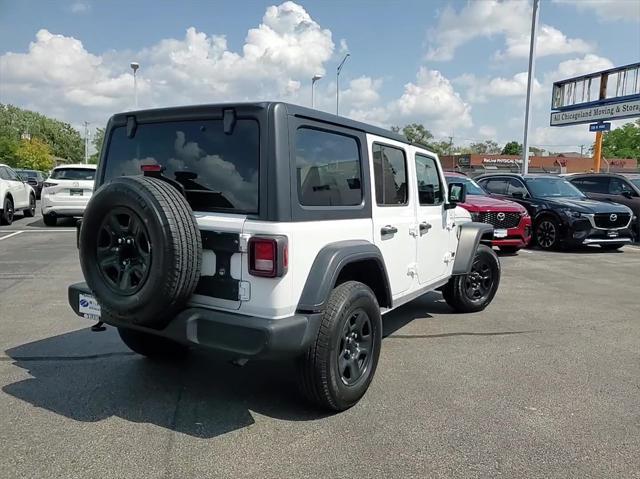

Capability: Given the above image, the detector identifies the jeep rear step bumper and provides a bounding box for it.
[68,282,322,360]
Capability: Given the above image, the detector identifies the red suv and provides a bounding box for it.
[445,172,532,253]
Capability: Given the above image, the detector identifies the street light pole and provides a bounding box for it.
[130,62,140,109]
[83,121,90,164]
[521,0,540,175]
[336,53,350,116]
[311,74,323,109]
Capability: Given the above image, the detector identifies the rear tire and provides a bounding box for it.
[298,281,382,411]
[42,214,57,226]
[443,244,500,313]
[1,197,14,225]
[23,194,36,217]
[118,327,188,359]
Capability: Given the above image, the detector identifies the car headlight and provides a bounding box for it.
[561,208,582,218]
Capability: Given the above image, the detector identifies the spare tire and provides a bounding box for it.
[79,176,202,328]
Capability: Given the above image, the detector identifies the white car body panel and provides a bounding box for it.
[0,163,34,212]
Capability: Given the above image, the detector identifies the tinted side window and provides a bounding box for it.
[373,143,408,205]
[573,177,608,194]
[482,178,508,195]
[296,128,362,207]
[4,167,19,181]
[507,178,528,197]
[609,178,635,196]
[0,167,8,181]
[415,154,443,205]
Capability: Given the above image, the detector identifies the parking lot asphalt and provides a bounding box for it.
[1,206,639,479]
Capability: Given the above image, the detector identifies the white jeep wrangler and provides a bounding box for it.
[69,103,500,410]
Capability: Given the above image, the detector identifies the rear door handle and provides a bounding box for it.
[419,222,432,235]
[380,225,398,236]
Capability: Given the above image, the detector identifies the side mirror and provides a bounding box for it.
[622,191,633,199]
[512,191,525,199]
[445,182,466,209]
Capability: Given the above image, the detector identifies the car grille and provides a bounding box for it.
[593,212,631,229]
[478,212,521,229]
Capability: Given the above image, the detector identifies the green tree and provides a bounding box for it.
[391,123,434,147]
[89,127,105,164]
[601,120,640,159]
[0,132,19,167]
[0,104,84,162]
[502,141,522,155]
[469,140,500,154]
[14,138,54,171]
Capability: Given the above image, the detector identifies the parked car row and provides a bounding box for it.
[446,172,637,252]
[0,163,97,226]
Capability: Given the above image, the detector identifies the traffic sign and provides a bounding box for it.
[589,122,611,132]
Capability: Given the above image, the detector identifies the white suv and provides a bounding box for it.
[0,163,36,225]
[41,164,97,226]
[68,103,500,410]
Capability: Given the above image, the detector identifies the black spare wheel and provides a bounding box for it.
[79,176,202,328]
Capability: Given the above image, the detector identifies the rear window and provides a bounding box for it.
[103,119,259,214]
[50,168,96,180]
[295,128,362,207]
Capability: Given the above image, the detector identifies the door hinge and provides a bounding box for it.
[443,252,455,264]
[238,281,251,301]
[239,234,251,253]
[407,263,418,277]
[409,225,419,237]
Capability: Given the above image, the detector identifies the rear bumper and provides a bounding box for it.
[41,195,90,217]
[68,282,321,360]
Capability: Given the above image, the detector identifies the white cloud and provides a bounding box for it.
[70,1,90,14]
[426,0,592,61]
[553,0,640,23]
[455,71,541,103]
[478,125,498,138]
[0,2,334,126]
[546,53,614,81]
[0,1,472,140]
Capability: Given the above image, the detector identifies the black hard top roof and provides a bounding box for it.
[110,101,410,145]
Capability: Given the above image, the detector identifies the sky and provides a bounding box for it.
[0,0,639,153]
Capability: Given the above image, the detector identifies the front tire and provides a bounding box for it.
[535,216,560,250]
[443,244,500,313]
[1,197,14,225]
[118,327,189,359]
[298,281,382,411]
[23,194,36,217]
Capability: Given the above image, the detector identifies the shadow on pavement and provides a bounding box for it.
[3,292,458,438]
[3,327,330,439]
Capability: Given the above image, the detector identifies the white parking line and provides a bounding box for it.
[0,229,75,233]
[0,231,24,241]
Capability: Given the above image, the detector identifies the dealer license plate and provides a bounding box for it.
[79,293,101,320]
[494,229,508,239]
[607,230,619,238]
[69,188,84,196]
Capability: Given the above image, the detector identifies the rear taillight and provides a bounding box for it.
[43,182,57,188]
[248,236,288,278]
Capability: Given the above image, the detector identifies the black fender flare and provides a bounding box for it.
[297,240,392,313]
[451,222,494,275]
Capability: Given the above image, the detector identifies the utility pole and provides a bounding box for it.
[579,144,585,157]
[83,121,90,164]
[521,0,540,175]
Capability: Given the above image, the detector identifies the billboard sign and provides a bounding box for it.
[550,62,640,127]
[550,98,640,126]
